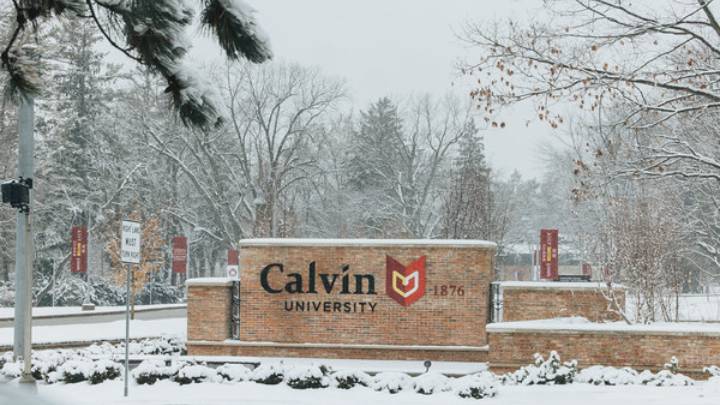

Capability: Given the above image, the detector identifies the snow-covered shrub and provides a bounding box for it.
[57,359,94,383]
[31,350,72,381]
[664,356,679,374]
[132,359,182,385]
[1,361,21,379]
[89,360,122,384]
[174,364,218,385]
[646,370,694,386]
[136,282,184,304]
[413,372,452,395]
[250,363,285,385]
[285,364,330,389]
[0,352,12,371]
[503,352,577,385]
[705,365,720,378]
[329,370,372,389]
[216,364,252,382]
[452,373,499,399]
[576,366,640,386]
[371,372,413,394]
[137,336,186,355]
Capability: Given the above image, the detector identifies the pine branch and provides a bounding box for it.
[200,0,272,62]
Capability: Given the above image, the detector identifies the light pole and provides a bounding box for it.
[14,96,34,383]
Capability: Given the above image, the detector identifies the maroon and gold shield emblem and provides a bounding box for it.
[386,255,426,306]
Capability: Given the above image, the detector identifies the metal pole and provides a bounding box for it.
[13,96,34,384]
[124,263,130,397]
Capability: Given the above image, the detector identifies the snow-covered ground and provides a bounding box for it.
[0,318,186,347]
[0,304,186,320]
[2,378,718,405]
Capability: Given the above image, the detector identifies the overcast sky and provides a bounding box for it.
[189,0,556,179]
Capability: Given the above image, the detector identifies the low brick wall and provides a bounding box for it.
[487,319,720,378]
[187,279,232,342]
[497,281,625,322]
[187,341,488,363]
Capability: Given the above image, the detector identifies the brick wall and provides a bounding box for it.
[187,280,232,342]
[499,282,625,322]
[236,240,495,347]
[487,326,720,377]
[187,342,489,363]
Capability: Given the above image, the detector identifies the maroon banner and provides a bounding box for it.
[228,249,239,266]
[582,263,593,278]
[71,226,88,273]
[540,229,559,280]
[172,236,187,273]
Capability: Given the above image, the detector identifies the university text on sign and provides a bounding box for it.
[259,255,464,313]
[120,220,141,264]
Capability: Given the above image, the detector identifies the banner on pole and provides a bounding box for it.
[120,220,141,264]
[540,229,559,280]
[172,236,188,273]
[226,248,239,280]
[71,226,88,273]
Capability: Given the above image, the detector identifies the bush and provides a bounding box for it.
[132,359,183,385]
[174,364,218,385]
[0,361,21,379]
[89,360,122,384]
[705,365,720,378]
[646,370,694,387]
[329,370,371,389]
[576,365,640,386]
[371,372,413,394]
[58,359,94,383]
[31,350,72,381]
[217,364,252,382]
[452,373,498,399]
[503,351,577,385]
[250,363,285,385]
[413,372,452,395]
[285,365,330,389]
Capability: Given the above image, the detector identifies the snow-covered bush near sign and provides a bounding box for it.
[452,373,499,399]
[0,352,13,371]
[646,370,694,387]
[576,366,642,385]
[132,359,183,385]
[329,369,371,389]
[502,352,577,385]
[285,364,330,389]
[413,372,452,394]
[31,350,74,381]
[0,282,14,307]
[88,360,122,385]
[0,360,21,379]
[371,372,413,394]
[249,362,285,385]
[174,364,219,385]
[87,335,185,357]
[216,364,252,382]
[56,359,94,383]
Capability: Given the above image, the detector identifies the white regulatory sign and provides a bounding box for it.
[120,220,141,264]
[226,265,240,280]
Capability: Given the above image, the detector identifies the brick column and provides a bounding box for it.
[186,278,233,342]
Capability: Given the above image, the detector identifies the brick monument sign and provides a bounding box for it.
[187,238,496,361]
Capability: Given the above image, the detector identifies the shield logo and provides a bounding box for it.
[386,255,426,306]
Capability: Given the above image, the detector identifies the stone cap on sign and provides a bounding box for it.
[495,281,625,291]
[486,316,720,337]
[237,238,497,249]
[186,277,235,287]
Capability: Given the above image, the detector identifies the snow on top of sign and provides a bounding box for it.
[486,316,720,335]
[496,281,625,290]
[185,277,235,287]
[237,238,497,248]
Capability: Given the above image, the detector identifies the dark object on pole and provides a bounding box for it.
[1,178,31,212]
[424,360,432,373]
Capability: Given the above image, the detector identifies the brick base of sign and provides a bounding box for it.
[487,328,720,379]
[187,341,489,363]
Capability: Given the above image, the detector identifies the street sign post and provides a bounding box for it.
[120,220,141,397]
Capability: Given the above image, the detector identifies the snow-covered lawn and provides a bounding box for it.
[2,378,717,405]
[0,318,186,347]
